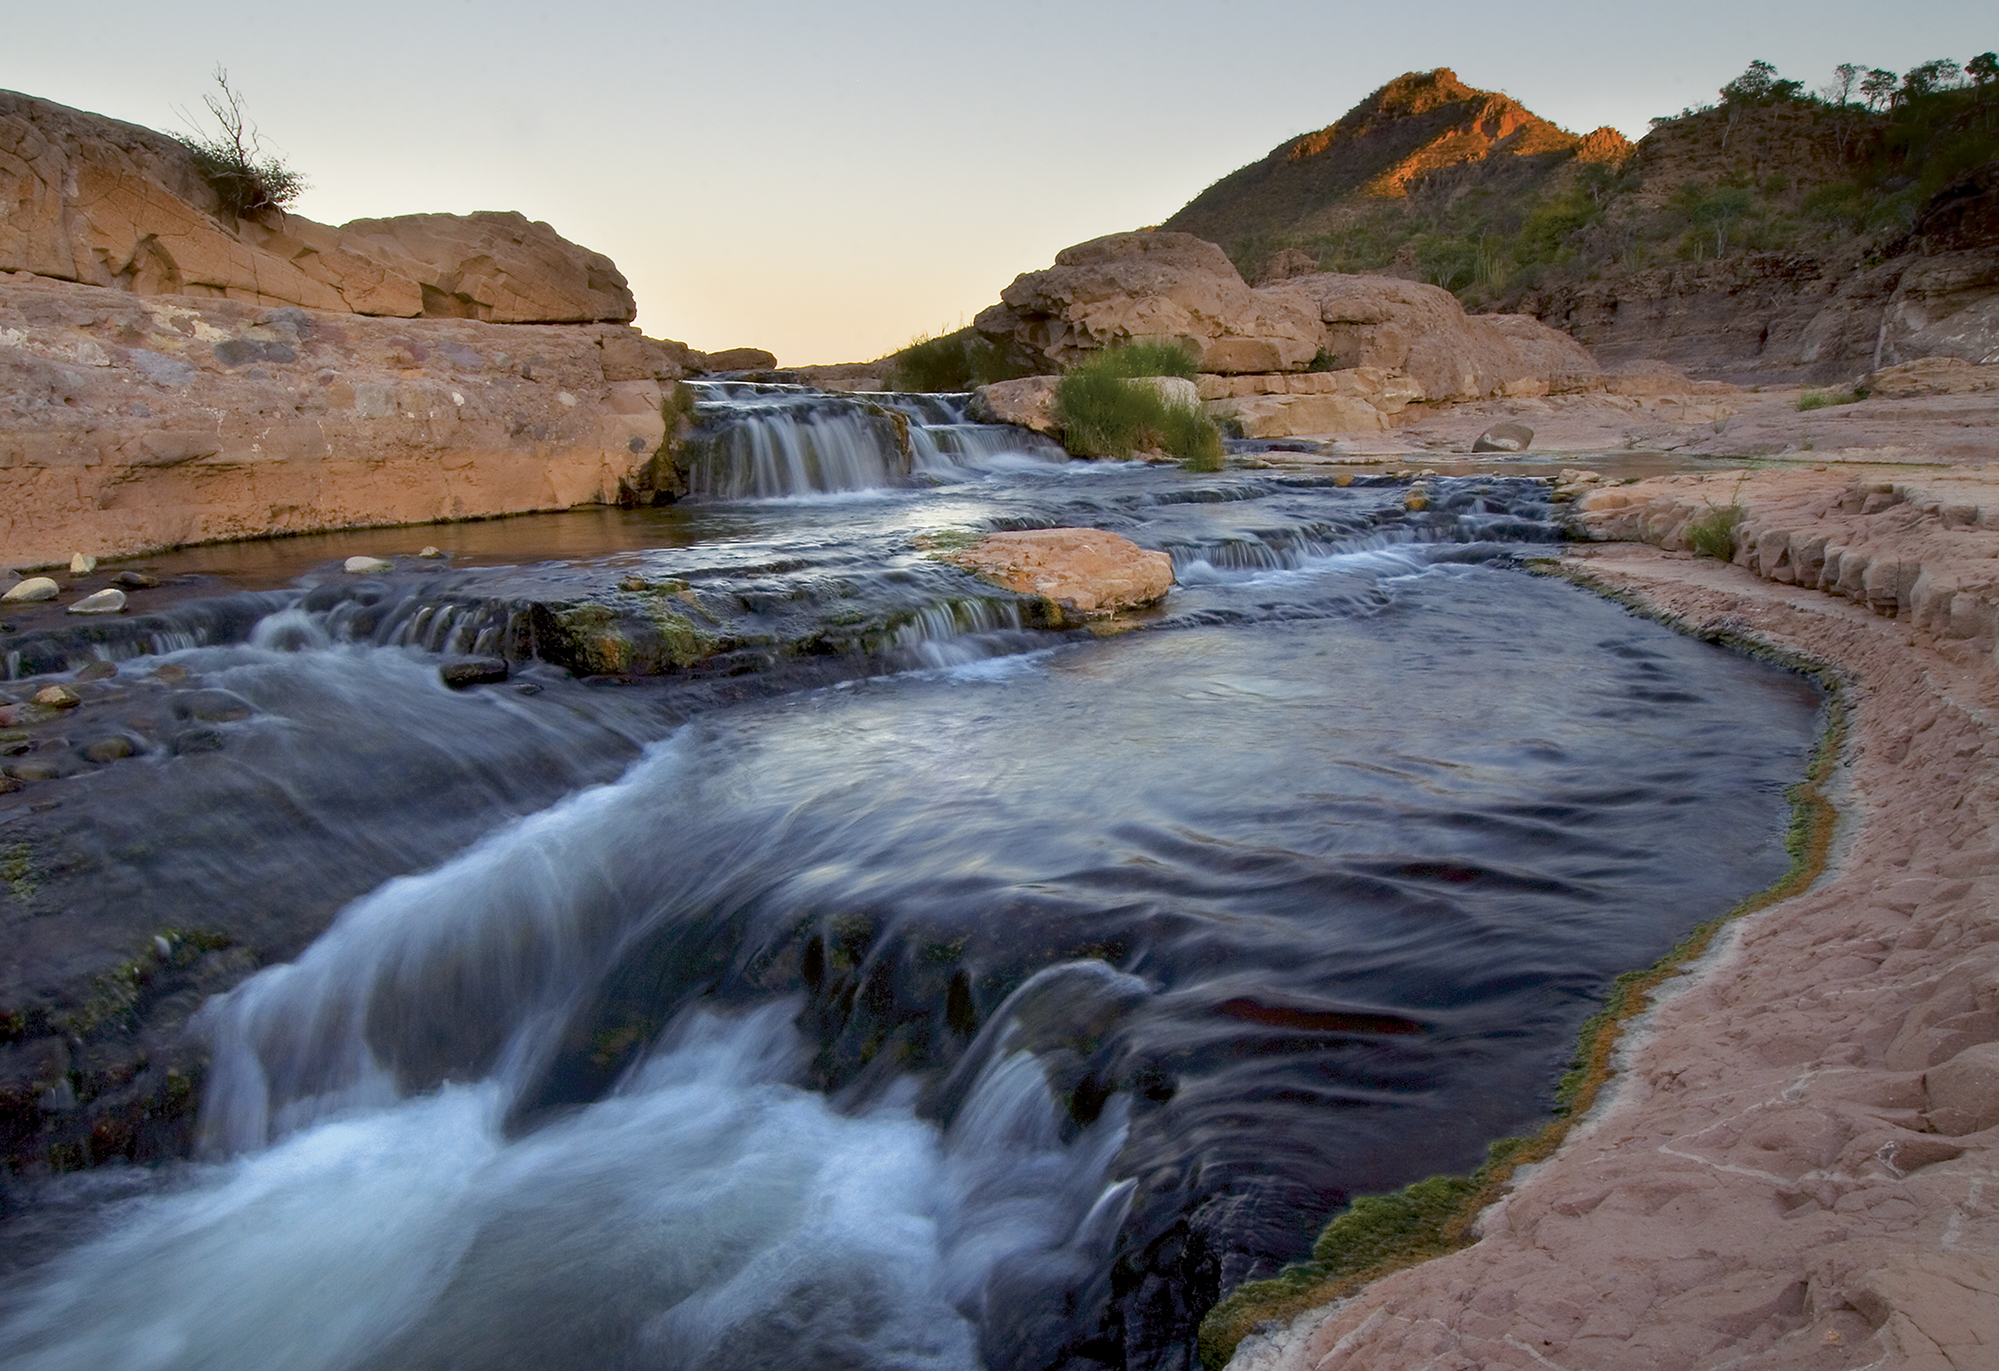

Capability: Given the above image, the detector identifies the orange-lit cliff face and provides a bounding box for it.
[1280,69,1624,197]
[1163,69,1629,250]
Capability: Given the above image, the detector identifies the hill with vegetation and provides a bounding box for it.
[1158,57,1999,380]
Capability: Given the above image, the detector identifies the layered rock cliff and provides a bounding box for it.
[0,275,683,567]
[0,89,635,324]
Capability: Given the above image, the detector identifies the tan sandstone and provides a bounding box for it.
[1229,469,1999,1371]
[0,274,682,567]
[973,231,1598,403]
[1,90,635,324]
[949,528,1173,626]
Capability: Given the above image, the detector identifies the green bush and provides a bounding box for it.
[885,326,1031,392]
[1797,389,1865,410]
[176,68,307,219]
[1054,342,1222,468]
[1685,499,1745,559]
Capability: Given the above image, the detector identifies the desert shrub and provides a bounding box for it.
[1797,389,1865,410]
[885,327,1031,392]
[1089,338,1202,380]
[1685,496,1746,559]
[175,68,307,218]
[1054,343,1222,466]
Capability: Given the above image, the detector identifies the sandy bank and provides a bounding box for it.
[1228,483,1999,1368]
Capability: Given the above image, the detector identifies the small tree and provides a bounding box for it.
[175,67,308,220]
[1694,187,1755,256]
[1902,59,1963,101]
[1860,68,1899,112]
[1970,52,1999,88]
[1819,63,1863,106]
[1720,60,1779,104]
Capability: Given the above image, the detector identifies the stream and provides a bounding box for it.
[0,387,1822,1370]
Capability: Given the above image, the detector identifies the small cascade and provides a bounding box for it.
[682,383,1062,498]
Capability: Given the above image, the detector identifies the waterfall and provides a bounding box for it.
[682,383,1063,498]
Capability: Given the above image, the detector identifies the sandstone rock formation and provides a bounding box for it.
[0,274,683,567]
[1,90,635,324]
[966,375,1061,435]
[949,528,1173,626]
[975,231,1321,374]
[972,230,1601,439]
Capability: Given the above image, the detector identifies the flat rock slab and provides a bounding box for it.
[950,528,1173,626]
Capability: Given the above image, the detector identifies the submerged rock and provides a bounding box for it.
[951,528,1174,626]
[440,657,510,689]
[32,684,80,708]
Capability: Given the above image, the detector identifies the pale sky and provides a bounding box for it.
[7,2,1991,363]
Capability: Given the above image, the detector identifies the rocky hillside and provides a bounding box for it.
[1164,68,1630,263]
[1162,61,1999,382]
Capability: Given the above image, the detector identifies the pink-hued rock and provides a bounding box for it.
[1231,483,1999,1371]
[0,274,685,565]
[950,528,1173,626]
[0,90,635,323]
[974,230,1600,398]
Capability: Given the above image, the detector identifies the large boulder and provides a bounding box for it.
[0,89,635,324]
[949,528,1173,626]
[975,231,1321,374]
[305,211,633,325]
[974,229,1601,399]
[0,275,683,566]
[1259,273,1601,402]
[967,376,1061,434]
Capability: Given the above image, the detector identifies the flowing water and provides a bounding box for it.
[0,394,1822,1370]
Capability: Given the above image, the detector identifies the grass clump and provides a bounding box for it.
[886,327,1035,392]
[1684,487,1747,561]
[1797,388,1867,411]
[1054,342,1224,469]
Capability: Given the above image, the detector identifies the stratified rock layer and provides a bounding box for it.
[0,275,682,566]
[0,90,635,324]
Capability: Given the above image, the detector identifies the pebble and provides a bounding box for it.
[33,685,81,709]
[174,690,254,723]
[0,775,19,795]
[111,571,162,589]
[82,736,137,763]
[67,588,127,615]
[345,556,393,574]
[417,546,446,558]
[170,727,225,755]
[153,664,191,683]
[0,704,17,726]
[5,760,60,782]
[70,553,97,574]
[2,577,59,604]
[440,657,510,689]
[75,661,119,682]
